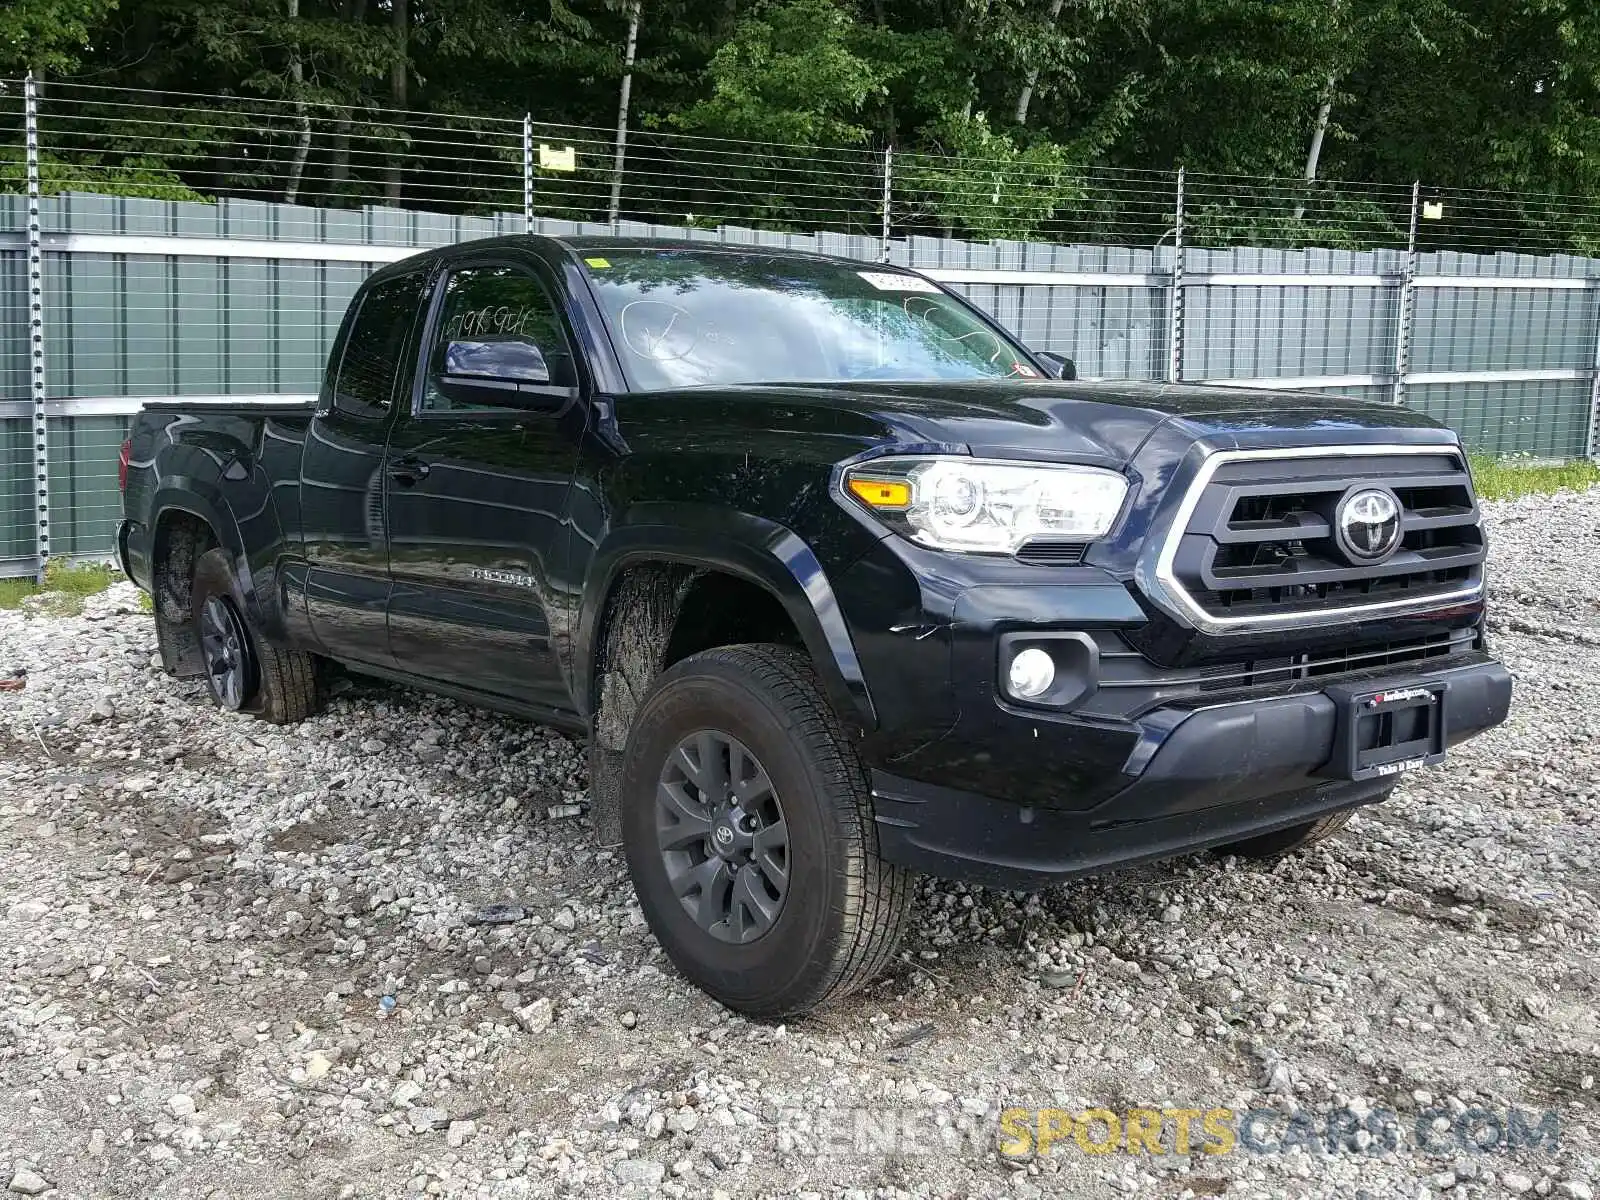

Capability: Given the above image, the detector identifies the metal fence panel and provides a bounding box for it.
[0,237,24,402]
[44,415,128,556]
[1411,286,1597,374]
[0,417,32,570]
[1410,380,1594,458]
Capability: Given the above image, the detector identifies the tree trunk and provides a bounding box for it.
[284,0,312,205]
[329,0,368,202]
[956,0,993,121]
[384,0,409,205]
[1014,0,1065,126]
[1293,73,1336,219]
[608,0,642,225]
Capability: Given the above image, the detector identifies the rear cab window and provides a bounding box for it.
[327,270,429,420]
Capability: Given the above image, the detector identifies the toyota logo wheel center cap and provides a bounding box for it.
[1335,487,1403,563]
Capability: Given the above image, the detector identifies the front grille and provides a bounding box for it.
[1079,627,1480,721]
[1190,632,1469,691]
[1098,630,1472,691]
[1156,448,1484,630]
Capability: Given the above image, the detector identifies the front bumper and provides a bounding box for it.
[870,657,1512,890]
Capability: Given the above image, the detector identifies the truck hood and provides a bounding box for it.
[755,378,1454,465]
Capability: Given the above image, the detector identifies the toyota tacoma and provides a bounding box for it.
[118,236,1512,1016]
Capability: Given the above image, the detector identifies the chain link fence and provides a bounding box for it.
[4,78,1600,579]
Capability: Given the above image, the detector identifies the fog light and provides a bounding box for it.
[1007,647,1056,699]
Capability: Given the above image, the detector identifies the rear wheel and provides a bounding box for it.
[190,548,321,725]
[621,644,913,1017]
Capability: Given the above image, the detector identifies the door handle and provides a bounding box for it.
[387,455,430,486]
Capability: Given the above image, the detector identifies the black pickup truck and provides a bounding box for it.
[119,235,1512,1016]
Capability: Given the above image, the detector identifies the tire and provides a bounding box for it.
[190,547,321,725]
[1218,803,1374,860]
[621,644,914,1018]
[153,599,200,678]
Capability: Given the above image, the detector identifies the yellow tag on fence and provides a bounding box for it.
[539,144,576,172]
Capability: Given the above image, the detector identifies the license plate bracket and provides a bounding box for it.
[1323,681,1446,781]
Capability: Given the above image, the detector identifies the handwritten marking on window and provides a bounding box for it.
[444,304,552,341]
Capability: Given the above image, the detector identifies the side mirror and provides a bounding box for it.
[434,339,575,409]
[444,339,551,385]
[1033,351,1076,381]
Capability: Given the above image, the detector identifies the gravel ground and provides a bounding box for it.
[0,490,1595,1200]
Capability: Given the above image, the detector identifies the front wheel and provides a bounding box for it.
[190,548,322,725]
[621,644,913,1017]
[1218,800,1380,860]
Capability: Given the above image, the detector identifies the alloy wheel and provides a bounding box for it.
[198,594,252,710]
[655,730,789,944]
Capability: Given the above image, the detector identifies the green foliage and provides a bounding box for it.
[0,560,120,614]
[1184,192,1404,250]
[672,0,887,145]
[0,150,206,201]
[0,0,119,76]
[1469,454,1600,501]
[4,0,1600,252]
[899,113,1088,241]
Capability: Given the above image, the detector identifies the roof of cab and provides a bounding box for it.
[365,233,902,283]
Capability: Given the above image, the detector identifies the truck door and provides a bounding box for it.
[382,257,587,713]
[298,267,428,667]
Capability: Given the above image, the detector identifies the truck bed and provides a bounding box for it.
[139,397,317,415]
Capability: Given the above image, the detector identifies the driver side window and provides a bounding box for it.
[421,265,576,413]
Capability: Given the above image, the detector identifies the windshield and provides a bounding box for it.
[579,249,1040,391]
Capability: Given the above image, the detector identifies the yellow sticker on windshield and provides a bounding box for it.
[584,257,611,269]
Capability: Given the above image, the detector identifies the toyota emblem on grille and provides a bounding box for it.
[1335,487,1402,563]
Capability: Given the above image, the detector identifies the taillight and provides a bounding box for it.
[118,438,132,491]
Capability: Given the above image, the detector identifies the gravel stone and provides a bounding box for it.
[614,1158,666,1188]
[0,489,1597,1197]
[514,996,554,1033]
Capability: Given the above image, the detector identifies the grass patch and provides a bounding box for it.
[0,577,35,610]
[1470,454,1600,501]
[0,560,121,615]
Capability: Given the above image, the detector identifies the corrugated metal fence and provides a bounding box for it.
[5,194,1600,577]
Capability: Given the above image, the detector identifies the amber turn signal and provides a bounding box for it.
[847,476,912,508]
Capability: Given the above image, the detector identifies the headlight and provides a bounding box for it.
[842,456,1128,554]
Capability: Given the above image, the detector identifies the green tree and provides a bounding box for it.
[0,0,120,76]
[670,0,889,145]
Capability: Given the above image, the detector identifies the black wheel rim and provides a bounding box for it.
[199,594,252,711]
[656,730,789,945]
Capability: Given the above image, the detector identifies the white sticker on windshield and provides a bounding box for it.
[857,271,941,293]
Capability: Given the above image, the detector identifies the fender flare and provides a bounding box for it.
[575,506,876,732]
[149,480,263,626]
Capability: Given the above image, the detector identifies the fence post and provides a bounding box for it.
[879,147,894,262]
[1393,181,1420,406]
[1587,293,1600,460]
[522,114,533,233]
[24,73,51,583]
[1166,166,1185,383]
